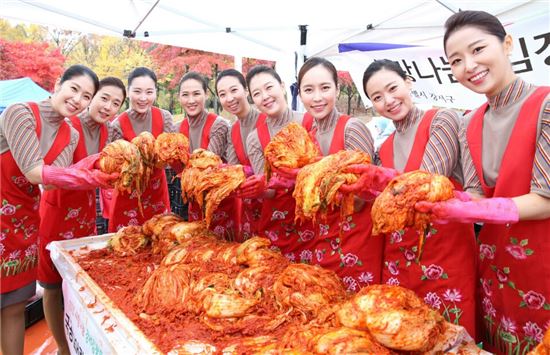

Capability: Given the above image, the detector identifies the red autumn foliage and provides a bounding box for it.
[143,41,276,89]
[142,42,233,89]
[242,58,276,76]
[337,71,353,87]
[0,39,65,91]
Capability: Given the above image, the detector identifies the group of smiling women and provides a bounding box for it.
[1,9,548,355]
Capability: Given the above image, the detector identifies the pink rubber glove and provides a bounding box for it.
[338,173,379,200]
[243,165,254,178]
[415,197,519,224]
[272,166,300,180]
[72,153,103,169]
[42,162,118,190]
[342,164,398,192]
[453,190,472,202]
[267,175,295,191]
[234,175,267,198]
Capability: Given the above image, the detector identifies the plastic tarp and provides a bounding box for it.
[0,77,50,114]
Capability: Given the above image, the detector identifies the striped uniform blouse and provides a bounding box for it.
[385,105,463,183]
[75,110,115,155]
[226,107,261,165]
[175,111,229,158]
[0,101,79,172]
[111,108,175,141]
[460,78,550,198]
[246,108,303,175]
[313,108,374,158]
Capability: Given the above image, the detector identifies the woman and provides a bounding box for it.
[37,77,126,355]
[176,71,233,238]
[420,10,550,353]
[244,65,316,262]
[110,67,175,232]
[295,57,384,291]
[0,65,112,355]
[216,69,264,241]
[362,59,477,334]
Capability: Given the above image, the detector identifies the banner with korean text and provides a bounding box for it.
[338,14,550,110]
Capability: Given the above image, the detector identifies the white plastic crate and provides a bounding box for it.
[49,234,492,355]
[49,235,162,355]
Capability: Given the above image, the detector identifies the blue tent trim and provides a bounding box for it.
[0,77,50,114]
[338,42,420,53]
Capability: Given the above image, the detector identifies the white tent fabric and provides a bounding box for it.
[3,0,548,107]
[3,1,546,59]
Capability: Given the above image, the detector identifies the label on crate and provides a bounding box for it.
[63,281,113,355]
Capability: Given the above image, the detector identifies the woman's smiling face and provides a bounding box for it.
[128,75,157,114]
[179,78,207,117]
[365,68,413,122]
[445,25,514,97]
[248,72,287,117]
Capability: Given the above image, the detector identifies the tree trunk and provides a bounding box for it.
[169,89,175,113]
[213,64,219,114]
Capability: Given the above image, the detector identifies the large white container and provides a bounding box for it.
[49,234,491,355]
[49,235,162,355]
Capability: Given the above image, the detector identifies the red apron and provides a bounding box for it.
[379,109,477,335]
[302,112,314,132]
[99,188,113,219]
[108,108,170,232]
[231,114,267,241]
[467,87,550,354]
[257,114,317,264]
[180,113,240,240]
[1,103,70,293]
[38,116,108,284]
[307,114,384,292]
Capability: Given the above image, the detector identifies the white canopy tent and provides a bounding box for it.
[3,0,549,108]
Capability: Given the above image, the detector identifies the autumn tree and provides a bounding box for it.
[66,34,100,67]
[0,39,65,91]
[63,35,153,111]
[0,19,277,114]
[143,43,233,113]
[242,58,275,76]
[1,19,83,57]
[338,71,362,115]
[85,37,151,79]
[67,36,153,79]
[0,19,46,43]
[47,28,85,57]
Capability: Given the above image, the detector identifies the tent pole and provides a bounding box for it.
[234,54,242,73]
[435,0,459,13]
[294,25,308,111]
[130,0,160,37]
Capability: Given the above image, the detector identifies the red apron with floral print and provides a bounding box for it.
[467,87,550,354]
[181,113,240,240]
[306,114,384,292]
[256,115,317,263]
[379,109,477,335]
[37,116,108,283]
[232,113,267,241]
[1,103,69,293]
[108,108,170,232]
[99,188,113,219]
